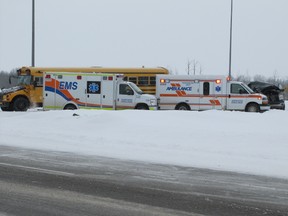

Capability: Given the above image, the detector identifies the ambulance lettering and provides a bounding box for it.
[121,99,133,103]
[231,100,243,104]
[59,81,78,90]
[166,86,192,91]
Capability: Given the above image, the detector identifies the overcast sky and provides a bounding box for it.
[0,0,287,78]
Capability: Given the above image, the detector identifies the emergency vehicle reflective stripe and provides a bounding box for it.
[159,103,221,107]
[159,94,262,99]
[209,100,221,106]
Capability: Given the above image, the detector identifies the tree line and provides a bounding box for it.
[0,70,17,88]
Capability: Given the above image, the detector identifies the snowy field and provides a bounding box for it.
[1,103,288,179]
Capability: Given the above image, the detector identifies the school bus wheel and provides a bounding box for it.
[12,97,30,111]
[176,103,190,110]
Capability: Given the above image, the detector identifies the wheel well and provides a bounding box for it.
[175,102,190,110]
[245,102,260,112]
[12,95,30,105]
[135,103,149,110]
[64,103,77,110]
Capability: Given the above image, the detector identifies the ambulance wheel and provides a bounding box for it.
[64,104,77,110]
[176,103,190,110]
[13,97,29,111]
[136,104,149,110]
[245,103,259,112]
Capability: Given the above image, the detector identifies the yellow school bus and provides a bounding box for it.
[0,66,168,111]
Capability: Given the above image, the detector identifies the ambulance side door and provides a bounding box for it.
[86,76,102,108]
[116,83,135,109]
[226,83,248,110]
[199,81,223,110]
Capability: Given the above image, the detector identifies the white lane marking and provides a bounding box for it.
[0,162,75,176]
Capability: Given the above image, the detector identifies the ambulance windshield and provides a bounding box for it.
[242,83,255,94]
[129,82,143,95]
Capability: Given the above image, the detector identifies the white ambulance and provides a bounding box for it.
[156,75,270,112]
[43,72,157,110]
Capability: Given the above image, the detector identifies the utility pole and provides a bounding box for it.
[228,0,233,78]
[32,0,35,67]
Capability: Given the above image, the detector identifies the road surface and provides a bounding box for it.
[0,145,288,216]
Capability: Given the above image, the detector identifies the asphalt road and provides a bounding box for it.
[0,145,288,216]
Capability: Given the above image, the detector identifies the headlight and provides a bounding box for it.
[3,94,9,101]
[150,99,157,106]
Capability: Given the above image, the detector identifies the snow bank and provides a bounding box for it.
[1,106,288,179]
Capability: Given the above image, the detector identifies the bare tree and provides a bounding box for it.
[186,59,202,75]
[253,74,266,82]
[186,60,192,75]
[234,74,251,84]
[0,69,18,88]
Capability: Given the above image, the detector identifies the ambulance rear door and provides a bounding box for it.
[100,75,114,109]
[43,72,57,110]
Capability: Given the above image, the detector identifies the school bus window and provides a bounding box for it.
[150,77,156,85]
[128,77,137,84]
[34,77,43,87]
[138,77,149,85]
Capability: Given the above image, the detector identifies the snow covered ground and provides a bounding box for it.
[1,103,288,179]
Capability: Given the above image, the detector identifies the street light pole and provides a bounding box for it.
[228,0,233,78]
[32,0,35,67]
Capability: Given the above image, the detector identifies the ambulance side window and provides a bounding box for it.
[119,84,134,95]
[231,84,248,94]
[203,82,210,95]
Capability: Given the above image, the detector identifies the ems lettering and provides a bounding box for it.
[59,81,78,90]
[166,86,192,91]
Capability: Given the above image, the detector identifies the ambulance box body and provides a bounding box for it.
[156,75,269,112]
[43,72,157,110]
